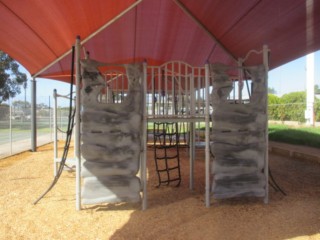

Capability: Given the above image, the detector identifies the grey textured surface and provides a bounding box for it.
[80,60,143,205]
[210,64,267,199]
[82,176,141,205]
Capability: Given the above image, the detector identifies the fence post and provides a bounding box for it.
[9,97,12,155]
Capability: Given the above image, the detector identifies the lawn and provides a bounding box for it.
[268,124,320,148]
[148,122,320,148]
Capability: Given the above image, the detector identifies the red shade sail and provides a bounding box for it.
[0,0,319,83]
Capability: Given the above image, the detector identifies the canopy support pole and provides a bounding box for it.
[189,71,195,190]
[75,36,81,211]
[142,62,148,210]
[53,89,58,176]
[31,78,37,152]
[305,53,315,126]
[263,45,269,204]
[204,63,210,207]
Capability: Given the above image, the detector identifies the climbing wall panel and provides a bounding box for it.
[80,60,143,205]
[210,64,267,199]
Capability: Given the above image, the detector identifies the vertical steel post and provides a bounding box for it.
[205,63,210,207]
[165,64,168,115]
[142,62,148,210]
[306,53,315,126]
[49,96,52,141]
[9,98,12,155]
[197,72,200,112]
[238,58,243,103]
[185,66,189,116]
[116,72,119,103]
[151,67,155,116]
[172,63,175,115]
[75,36,81,210]
[53,89,58,176]
[158,67,161,115]
[263,45,269,204]
[189,68,195,190]
[178,62,182,115]
[31,78,37,152]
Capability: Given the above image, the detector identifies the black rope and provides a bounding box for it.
[153,122,181,187]
[34,45,76,205]
[243,69,251,99]
[56,126,68,134]
[269,167,286,196]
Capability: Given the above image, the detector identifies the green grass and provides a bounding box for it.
[268,124,320,148]
[147,122,208,132]
[1,120,319,148]
[149,122,320,148]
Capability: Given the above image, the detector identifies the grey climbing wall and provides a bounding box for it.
[210,64,267,199]
[80,59,143,205]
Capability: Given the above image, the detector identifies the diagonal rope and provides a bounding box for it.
[33,46,76,205]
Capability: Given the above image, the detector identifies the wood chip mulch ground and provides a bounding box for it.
[0,142,319,240]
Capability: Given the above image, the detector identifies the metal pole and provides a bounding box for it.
[238,58,243,103]
[53,89,58,176]
[189,121,194,190]
[178,62,182,115]
[151,67,155,116]
[205,63,210,207]
[165,64,168,115]
[9,98,12,155]
[142,62,148,210]
[31,78,37,152]
[49,96,52,141]
[75,36,81,211]
[263,45,269,204]
[189,69,195,190]
[306,53,315,126]
[158,67,161,115]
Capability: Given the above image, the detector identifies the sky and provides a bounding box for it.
[10,50,320,107]
[268,50,320,96]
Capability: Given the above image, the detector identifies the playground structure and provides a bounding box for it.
[80,61,146,205]
[209,63,268,200]
[64,37,270,210]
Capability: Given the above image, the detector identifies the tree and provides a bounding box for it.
[281,91,306,122]
[12,100,31,117]
[0,50,27,103]
[315,98,320,122]
[268,94,282,120]
[268,87,277,94]
[13,100,31,109]
[0,104,9,120]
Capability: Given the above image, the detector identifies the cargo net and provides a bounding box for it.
[153,122,181,187]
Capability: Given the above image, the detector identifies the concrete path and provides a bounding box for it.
[0,134,53,159]
[269,141,320,164]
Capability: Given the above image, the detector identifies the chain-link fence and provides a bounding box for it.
[0,97,72,159]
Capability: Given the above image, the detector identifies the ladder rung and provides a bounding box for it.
[157,166,180,172]
[155,155,179,160]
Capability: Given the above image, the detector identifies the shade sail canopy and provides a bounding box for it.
[1,0,319,82]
